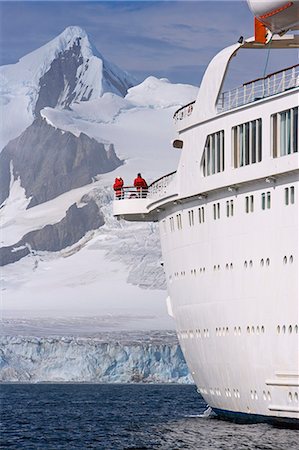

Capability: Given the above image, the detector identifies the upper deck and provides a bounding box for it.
[114,34,299,223]
[174,64,299,124]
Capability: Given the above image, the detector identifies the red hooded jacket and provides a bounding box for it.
[113,177,124,198]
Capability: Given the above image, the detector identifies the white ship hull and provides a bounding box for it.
[114,27,299,424]
[159,173,298,423]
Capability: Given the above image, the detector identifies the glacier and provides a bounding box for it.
[0,331,192,384]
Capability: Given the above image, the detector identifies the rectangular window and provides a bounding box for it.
[272,107,298,157]
[176,214,182,230]
[261,192,271,210]
[290,186,295,204]
[198,207,205,224]
[261,193,266,210]
[226,200,234,217]
[233,119,262,168]
[188,210,194,226]
[267,192,271,209]
[201,130,224,177]
[169,217,174,232]
[285,186,295,205]
[213,202,220,220]
[285,187,289,205]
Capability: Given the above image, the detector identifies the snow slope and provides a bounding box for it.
[0,29,198,324]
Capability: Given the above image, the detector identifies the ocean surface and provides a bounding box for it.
[1,384,298,450]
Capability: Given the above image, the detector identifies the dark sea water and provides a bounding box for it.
[1,384,298,450]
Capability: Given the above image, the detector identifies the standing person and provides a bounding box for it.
[134,173,148,198]
[113,176,124,200]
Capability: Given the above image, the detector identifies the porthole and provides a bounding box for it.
[267,391,271,401]
[288,392,293,402]
[256,326,260,335]
[247,326,250,334]
[260,259,264,267]
[238,327,241,335]
[234,326,237,335]
[289,325,292,334]
[244,261,248,268]
[283,256,287,265]
[226,263,229,270]
[249,260,253,268]
[251,326,255,334]
[213,265,216,271]
[266,258,270,266]
[261,326,265,334]
[263,391,267,401]
[282,325,286,334]
[254,391,258,400]
[230,263,233,270]
[250,390,254,400]
[226,327,229,335]
[277,325,281,334]
[295,392,298,403]
[295,325,298,334]
[290,255,293,264]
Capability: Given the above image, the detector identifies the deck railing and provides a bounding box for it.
[114,186,148,200]
[217,64,299,113]
[173,101,195,123]
[114,172,177,201]
[148,171,176,199]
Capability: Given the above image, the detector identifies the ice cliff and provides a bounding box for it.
[0,331,192,383]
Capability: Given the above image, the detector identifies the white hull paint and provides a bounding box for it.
[114,12,299,422]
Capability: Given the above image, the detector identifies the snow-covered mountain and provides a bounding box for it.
[0,26,137,150]
[0,26,198,324]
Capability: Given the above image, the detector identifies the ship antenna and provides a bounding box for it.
[262,38,273,96]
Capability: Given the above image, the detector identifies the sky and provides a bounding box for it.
[0,0,266,86]
[0,1,297,87]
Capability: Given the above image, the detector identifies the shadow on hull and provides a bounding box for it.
[213,408,299,429]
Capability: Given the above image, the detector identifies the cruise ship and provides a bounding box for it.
[114,0,299,424]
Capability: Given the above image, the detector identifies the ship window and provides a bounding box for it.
[285,187,289,205]
[176,213,182,230]
[188,210,194,226]
[213,202,220,220]
[233,119,262,168]
[169,217,175,232]
[261,192,271,210]
[286,186,295,205]
[272,107,298,157]
[198,207,205,223]
[201,130,224,177]
[245,195,254,213]
[226,200,234,217]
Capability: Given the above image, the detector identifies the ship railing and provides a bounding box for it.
[173,101,195,123]
[217,64,299,113]
[114,186,148,200]
[148,171,177,199]
[114,172,177,201]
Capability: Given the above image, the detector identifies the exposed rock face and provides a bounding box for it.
[0,200,104,266]
[35,39,85,115]
[0,118,122,208]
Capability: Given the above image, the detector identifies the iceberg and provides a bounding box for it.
[0,331,192,383]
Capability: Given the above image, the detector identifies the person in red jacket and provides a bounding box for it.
[134,173,148,198]
[113,176,124,199]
